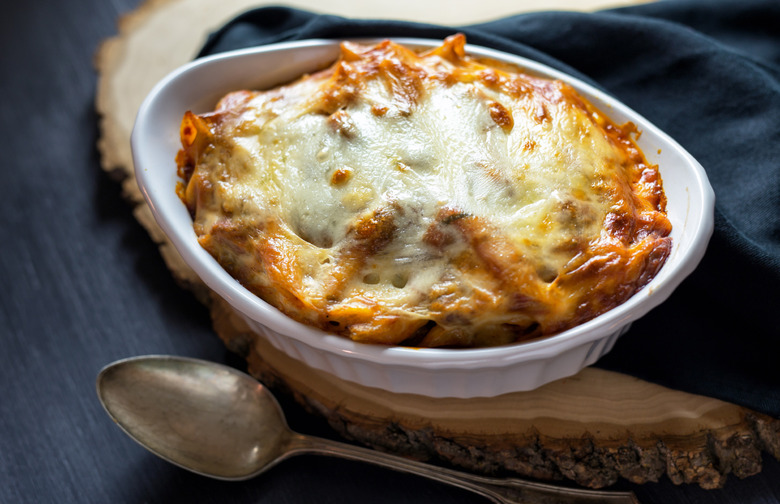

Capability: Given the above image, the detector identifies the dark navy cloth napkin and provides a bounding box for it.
[197,0,780,417]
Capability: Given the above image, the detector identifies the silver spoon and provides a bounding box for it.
[96,355,640,504]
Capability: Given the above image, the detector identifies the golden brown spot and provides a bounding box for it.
[319,61,362,115]
[431,71,457,86]
[479,69,500,87]
[604,211,635,244]
[423,221,455,249]
[330,167,352,185]
[350,204,397,245]
[327,110,357,138]
[371,103,389,116]
[488,101,514,132]
[505,77,532,98]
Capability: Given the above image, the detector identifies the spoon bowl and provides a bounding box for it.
[97,355,640,503]
[97,355,292,479]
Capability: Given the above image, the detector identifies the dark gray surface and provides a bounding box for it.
[1,1,779,503]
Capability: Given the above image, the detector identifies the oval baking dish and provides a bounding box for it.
[132,38,714,398]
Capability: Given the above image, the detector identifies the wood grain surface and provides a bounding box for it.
[212,295,780,490]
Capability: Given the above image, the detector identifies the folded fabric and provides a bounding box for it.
[197,0,780,417]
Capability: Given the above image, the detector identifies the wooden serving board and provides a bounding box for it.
[95,0,780,490]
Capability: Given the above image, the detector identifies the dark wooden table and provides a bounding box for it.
[2,1,779,502]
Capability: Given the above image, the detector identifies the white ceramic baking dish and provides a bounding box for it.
[132,38,714,398]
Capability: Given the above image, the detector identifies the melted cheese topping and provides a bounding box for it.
[177,34,672,347]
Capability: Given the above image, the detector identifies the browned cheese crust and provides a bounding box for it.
[176,34,672,348]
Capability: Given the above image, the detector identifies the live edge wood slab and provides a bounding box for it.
[95,0,780,490]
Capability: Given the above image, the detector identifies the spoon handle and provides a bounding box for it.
[287,433,640,504]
